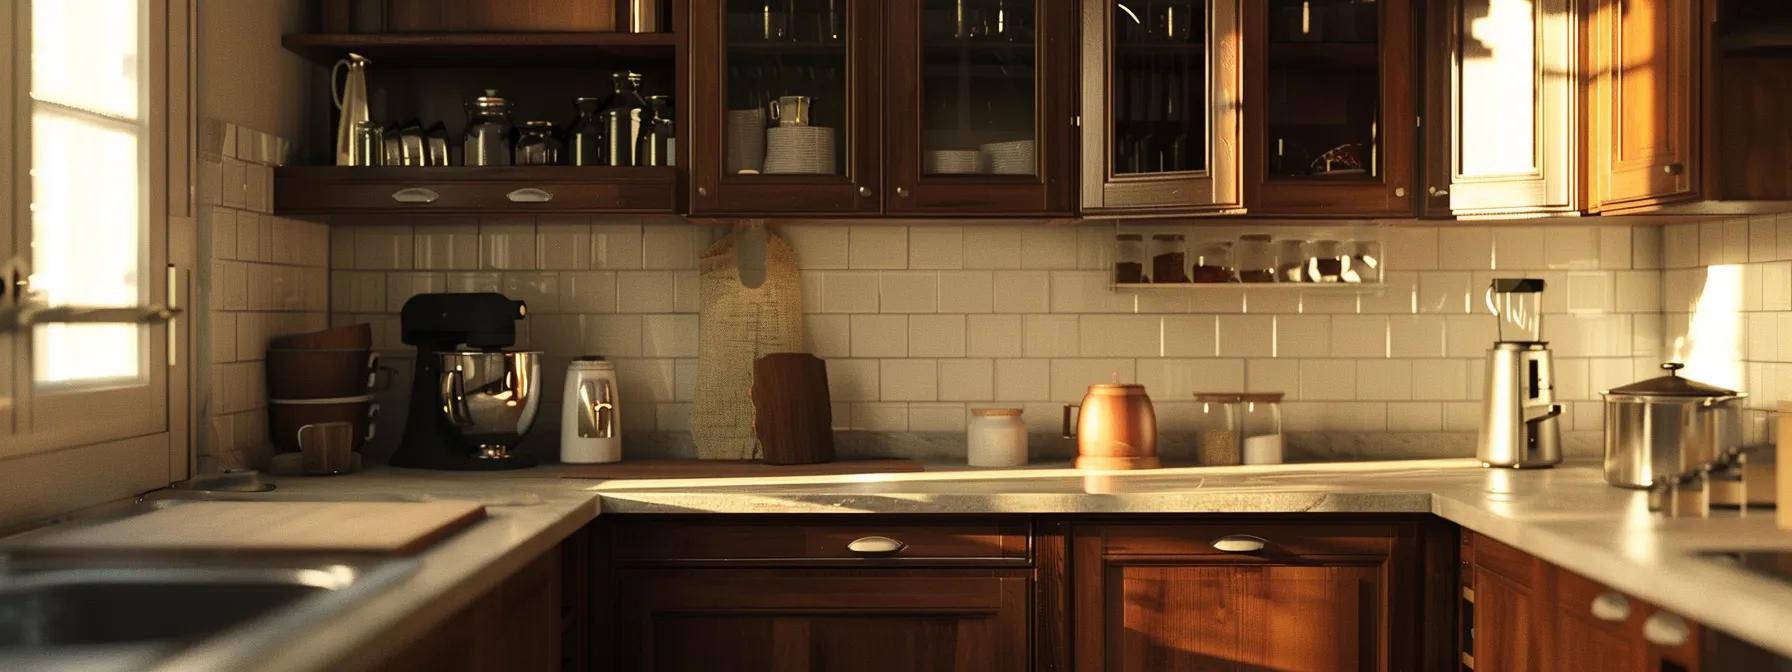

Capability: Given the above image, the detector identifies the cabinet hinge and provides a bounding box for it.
[1416,115,1423,128]
[1072,115,1081,128]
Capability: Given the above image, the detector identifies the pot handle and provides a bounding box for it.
[1061,404,1080,439]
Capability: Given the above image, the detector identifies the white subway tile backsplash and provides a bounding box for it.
[1615,271,1661,313]
[1598,227,1633,270]
[1388,315,1446,358]
[993,271,1051,313]
[591,222,645,269]
[881,359,939,401]
[908,227,964,269]
[1078,315,1161,357]
[852,403,909,431]
[1387,402,1443,432]
[1050,271,1131,313]
[880,272,939,313]
[1439,227,1493,270]
[1162,315,1217,357]
[819,271,881,313]
[848,226,908,269]
[1355,359,1414,400]
[1412,358,1472,400]
[537,221,593,270]
[1417,271,1472,314]
[806,314,851,357]
[412,223,480,270]
[939,359,995,401]
[1565,272,1615,313]
[828,359,880,402]
[779,225,849,269]
[502,272,560,312]
[586,315,646,357]
[1075,226,1112,270]
[616,272,675,313]
[962,226,1023,269]
[1330,315,1388,357]
[1022,314,1080,357]
[617,359,676,404]
[1274,315,1330,358]
[908,403,968,432]
[1780,215,1792,261]
[936,270,995,313]
[1543,228,1599,270]
[1763,262,1792,312]
[1491,227,1545,270]
[1188,286,1244,313]
[1384,227,1438,270]
[1662,223,1699,269]
[1020,227,1078,270]
[385,272,445,312]
[642,315,699,357]
[643,224,706,269]
[851,314,909,357]
[673,271,700,312]
[995,359,1051,401]
[562,272,618,313]
[1726,218,1752,264]
[480,220,537,270]
[1217,315,1274,357]
[444,271,502,293]
[967,314,1024,357]
[1246,358,1300,397]
[1136,359,1243,397]
[909,314,967,357]
[1050,359,1135,401]
[1299,359,1359,400]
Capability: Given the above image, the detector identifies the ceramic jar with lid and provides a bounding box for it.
[967,408,1027,467]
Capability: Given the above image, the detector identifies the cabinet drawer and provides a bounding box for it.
[609,518,1031,567]
[1087,521,1399,560]
[275,166,677,215]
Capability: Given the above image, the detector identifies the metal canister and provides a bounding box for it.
[351,120,383,166]
[515,121,561,166]
[636,95,674,167]
[627,0,664,32]
[599,72,650,166]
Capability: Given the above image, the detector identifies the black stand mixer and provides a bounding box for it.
[391,293,542,470]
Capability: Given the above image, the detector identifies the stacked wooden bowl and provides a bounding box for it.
[265,324,381,456]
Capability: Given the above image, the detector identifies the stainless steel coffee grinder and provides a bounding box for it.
[391,293,542,470]
[1477,278,1562,468]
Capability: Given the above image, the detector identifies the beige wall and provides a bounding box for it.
[199,0,314,149]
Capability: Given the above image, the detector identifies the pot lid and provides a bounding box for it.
[1604,363,1739,398]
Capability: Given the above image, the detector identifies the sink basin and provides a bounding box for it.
[0,557,416,672]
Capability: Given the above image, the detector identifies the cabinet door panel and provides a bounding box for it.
[1590,0,1699,210]
[1079,0,1243,215]
[1473,567,1543,672]
[615,570,1029,672]
[688,0,882,215]
[1448,0,1579,217]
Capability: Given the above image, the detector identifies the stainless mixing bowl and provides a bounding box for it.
[435,350,542,459]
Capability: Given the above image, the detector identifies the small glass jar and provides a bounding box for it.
[463,89,513,167]
[967,408,1027,467]
[1151,234,1190,284]
[1306,239,1345,283]
[1275,239,1308,282]
[1114,233,1148,284]
[567,96,606,166]
[515,120,562,165]
[1192,392,1285,466]
[1236,234,1276,283]
[1342,239,1382,284]
[1192,241,1236,283]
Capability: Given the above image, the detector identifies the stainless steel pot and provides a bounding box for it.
[436,350,542,459]
[1601,363,1746,488]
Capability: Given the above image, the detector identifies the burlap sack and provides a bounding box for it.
[691,228,805,459]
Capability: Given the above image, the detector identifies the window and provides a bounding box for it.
[28,0,150,385]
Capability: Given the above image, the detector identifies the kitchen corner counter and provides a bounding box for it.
[123,458,1792,669]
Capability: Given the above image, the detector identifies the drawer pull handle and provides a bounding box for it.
[1643,612,1690,647]
[1211,535,1267,553]
[391,187,440,204]
[507,187,554,203]
[1590,591,1631,622]
[846,536,906,555]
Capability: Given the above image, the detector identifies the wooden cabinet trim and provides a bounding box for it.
[1447,0,1582,217]
[609,517,1032,567]
[1587,0,1702,212]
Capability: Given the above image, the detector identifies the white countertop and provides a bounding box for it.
[82,458,1792,668]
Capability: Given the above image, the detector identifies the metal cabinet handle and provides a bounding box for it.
[1662,163,1685,175]
[896,187,910,198]
[846,536,906,555]
[577,378,616,439]
[697,186,709,197]
[1393,187,1408,198]
[1428,186,1450,197]
[1211,534,1268,553]
[506,187,554,203]
[858,185,873,197]
[1643,612,1691,647]
[1590,591,1632,622]
[391,187,440,204]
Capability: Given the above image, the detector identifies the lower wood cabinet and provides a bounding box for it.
[1071,520,1450,672]
[378,539,566,672]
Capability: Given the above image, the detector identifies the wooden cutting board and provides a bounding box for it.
[559,458,924,480]
[16,501,486,555]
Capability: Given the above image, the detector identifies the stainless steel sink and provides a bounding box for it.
[0,556,416,672]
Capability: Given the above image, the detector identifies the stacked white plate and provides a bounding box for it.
[725,109,767,174]
[924,149,985,175]
[763,126,836,174]
[980,140,1036,175]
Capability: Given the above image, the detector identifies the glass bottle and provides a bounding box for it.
[637,95,675,167]
[1307,239,1345,283]
[567,97,606,166]
[1151,233,1190,284]
[1342,239,1381,284]
[1238,393,1285,465]
[1236,234,1276,283]
[1275,239,1308,282]
[515,120,561,166]
[1192,241,1235,283]
[1192,393,1242,466]
[601,71,651,166]
[1114,233,1147,284]
[462,89,513,167]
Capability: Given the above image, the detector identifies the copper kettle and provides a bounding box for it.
[1063,384,1159,470]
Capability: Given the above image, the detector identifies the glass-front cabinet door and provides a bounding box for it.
[885,0,1074,215]
[1079,0,1242,215]
[688,0,881,215]
[1244,0,1415,215]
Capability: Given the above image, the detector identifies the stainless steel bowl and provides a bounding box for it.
[435,350,542,459]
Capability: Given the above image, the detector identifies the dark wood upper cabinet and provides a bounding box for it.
[884,0,1077,216]
[1587,0,1702,212]
[1078,0,1244,216]
[1072,521,1435,671]
[1243,0,1418,216]
[685,0,884,216]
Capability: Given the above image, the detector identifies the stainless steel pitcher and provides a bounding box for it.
[332,53,372,166]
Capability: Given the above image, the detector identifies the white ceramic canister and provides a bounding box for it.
[968,408,1027,467]
[561,357,621,463]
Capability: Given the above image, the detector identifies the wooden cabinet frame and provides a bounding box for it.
[1242,0,1418,216]
[1078,0,1244,216]
[1586,0,1702,212]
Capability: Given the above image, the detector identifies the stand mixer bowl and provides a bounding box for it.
[435,350,543,459]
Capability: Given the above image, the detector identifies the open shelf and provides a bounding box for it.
[274,165,679,216]
[1717,25,1792,55]
[281,32,678,67]
[1113,282,1382,290]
